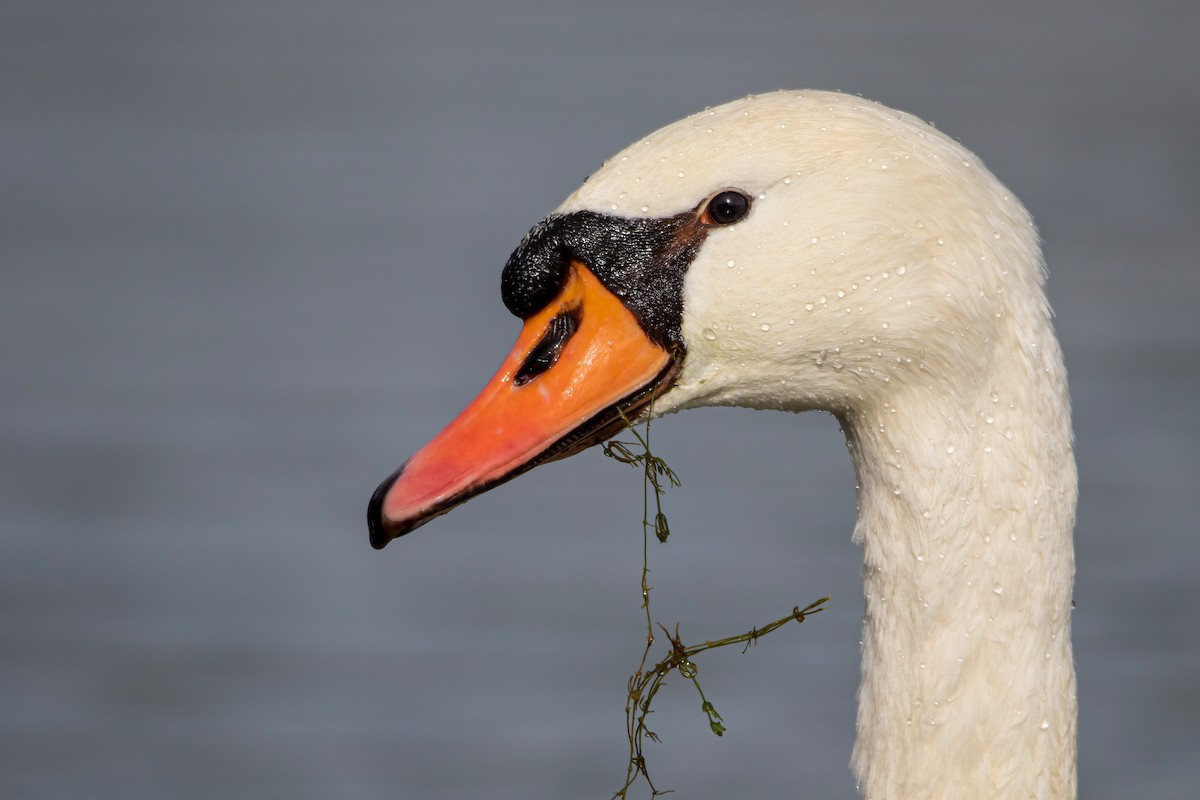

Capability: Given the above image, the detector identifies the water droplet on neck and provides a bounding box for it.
[760,323,771,332]
[702,328,717,341]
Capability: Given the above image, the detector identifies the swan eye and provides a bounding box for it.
[703,190,751,226]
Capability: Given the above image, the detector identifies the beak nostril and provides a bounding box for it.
[513,307,581,386]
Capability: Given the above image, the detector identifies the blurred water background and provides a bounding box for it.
[2,1,1198,797]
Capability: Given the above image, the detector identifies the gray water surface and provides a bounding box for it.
[3,2,1198,797]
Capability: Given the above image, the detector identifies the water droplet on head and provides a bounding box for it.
[993,584,1003,595]
[804,302,814,311]
[702,328,717,341]
[760,323,771,332]
[896,265,906,275]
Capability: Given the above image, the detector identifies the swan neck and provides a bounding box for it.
[841,338,1077,799]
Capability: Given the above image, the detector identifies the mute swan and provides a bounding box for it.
[368,91,1077,799]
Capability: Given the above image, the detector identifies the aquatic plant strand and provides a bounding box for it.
[603,409,828,799]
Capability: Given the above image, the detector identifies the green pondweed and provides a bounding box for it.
[603,408,829,799]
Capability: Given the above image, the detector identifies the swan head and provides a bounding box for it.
[368,90,1047,548]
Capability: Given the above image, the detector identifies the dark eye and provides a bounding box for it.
[703,190,751,226]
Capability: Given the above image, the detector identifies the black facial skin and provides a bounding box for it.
[500,210,710,347]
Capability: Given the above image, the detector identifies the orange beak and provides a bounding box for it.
[368,262,680,549]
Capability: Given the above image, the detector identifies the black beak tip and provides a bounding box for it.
[368,521,392,551]
[367,463,407,550]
